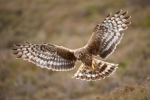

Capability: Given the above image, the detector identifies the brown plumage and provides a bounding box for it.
[12,10,131,81]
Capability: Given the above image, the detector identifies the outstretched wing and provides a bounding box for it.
[85,10,131,59]
[12,42,77,71]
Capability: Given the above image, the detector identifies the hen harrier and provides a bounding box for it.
[12,10,131,81]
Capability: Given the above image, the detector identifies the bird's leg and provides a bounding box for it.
[92,64,95,69]
[91,60,96,70]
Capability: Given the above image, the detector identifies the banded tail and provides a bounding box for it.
[72,59,118,81]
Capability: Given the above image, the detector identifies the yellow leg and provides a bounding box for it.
[92,64,95,69]
[81,64,95,70]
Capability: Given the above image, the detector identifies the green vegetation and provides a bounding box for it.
[0,0,150,100]
[141,14,150,28]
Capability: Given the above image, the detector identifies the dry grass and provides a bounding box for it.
[0,0,150,100]
[93,82,150,100]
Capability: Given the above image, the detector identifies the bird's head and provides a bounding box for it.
[74,48,84,60]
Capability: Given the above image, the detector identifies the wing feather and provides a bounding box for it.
[85,10,131,59]
[12,42,77,71]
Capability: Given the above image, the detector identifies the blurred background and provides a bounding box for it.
[0,0,150,100]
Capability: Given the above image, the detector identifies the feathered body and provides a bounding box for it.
[74,47,93,67]
[12,10,131,81]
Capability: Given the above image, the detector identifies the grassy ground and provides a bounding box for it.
[0,0,150,100]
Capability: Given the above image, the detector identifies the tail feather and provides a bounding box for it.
[72,59,118,81]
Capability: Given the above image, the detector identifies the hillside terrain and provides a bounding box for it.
[0,0,150,100]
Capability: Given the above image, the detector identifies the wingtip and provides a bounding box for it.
[122,11,128,16]
[13,52,18,55]
[42,42,47,45]
[116,9,122,14]
[16,54,22,58]
[125,16,131,20]
[125,22,131,25]
[16,56,22,59]
[13,44,20,47]
[116,64,119,67]
[106,13,112,18]
[24,41,30,44]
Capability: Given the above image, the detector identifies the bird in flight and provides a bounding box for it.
[12,10,131,81]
